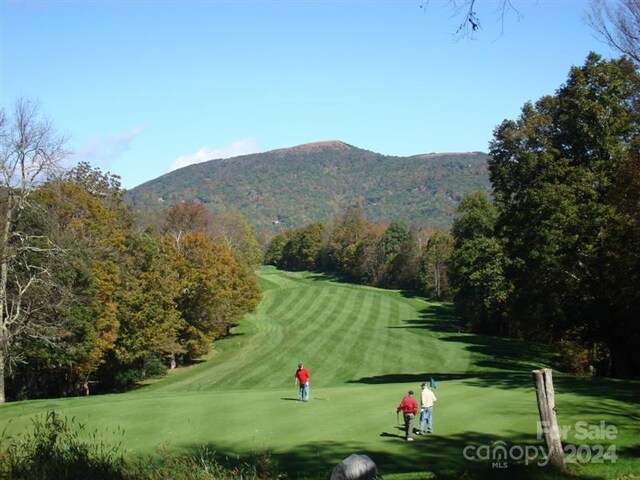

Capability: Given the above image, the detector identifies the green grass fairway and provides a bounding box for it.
[1,267,639,479]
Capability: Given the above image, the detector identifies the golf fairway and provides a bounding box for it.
[1,267,638,479]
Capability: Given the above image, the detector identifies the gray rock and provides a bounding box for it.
[329,454,379,480]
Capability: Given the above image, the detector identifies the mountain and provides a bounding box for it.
[125,141,491,231]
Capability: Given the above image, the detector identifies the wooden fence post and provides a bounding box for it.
[532,368,565,469]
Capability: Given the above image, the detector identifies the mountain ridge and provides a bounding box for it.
[126,141,491,231]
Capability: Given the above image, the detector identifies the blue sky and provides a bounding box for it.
[2,0,615,189]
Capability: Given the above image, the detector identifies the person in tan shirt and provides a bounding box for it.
[417,382,437,434]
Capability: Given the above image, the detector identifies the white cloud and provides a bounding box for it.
[168,138,261,172]
[70,125,148,168]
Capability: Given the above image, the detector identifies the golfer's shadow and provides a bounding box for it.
[280,397,299,401]
[380,424,408,439]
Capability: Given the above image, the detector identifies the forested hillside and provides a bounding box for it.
[126,141,490,231]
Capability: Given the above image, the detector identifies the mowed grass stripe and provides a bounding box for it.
[322,288,377,384]
[142,286,317,392]
[229,285,343,388]
[171,279,354,390]
[282,285,361,387]
[353,288,391,381]
[336,289,394,383]
[194,285,323,389]
[309,287,367,385]
[362,289,391,376]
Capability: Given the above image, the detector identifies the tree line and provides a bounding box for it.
[0,102,261,402]
[267,54,640,380]
[265,213,453,301]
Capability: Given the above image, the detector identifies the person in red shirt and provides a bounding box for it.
[396,390,418,441]
[294,363,310,402]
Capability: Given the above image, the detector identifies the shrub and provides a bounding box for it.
[0,411,127,480]
[0,412,286,480]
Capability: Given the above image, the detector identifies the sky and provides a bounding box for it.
[1,0,617,189]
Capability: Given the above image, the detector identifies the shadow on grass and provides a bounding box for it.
[347,372,484,385]
[391,304,460,331]
[441,334,554,367]
[348,371,639,408]
[620,443,640,458]
[306,271,349,283]
[392,303,559,375]
[551,375,640,406]
[174,429,618,480]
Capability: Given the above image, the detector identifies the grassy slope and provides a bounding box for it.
[1,268,638,479]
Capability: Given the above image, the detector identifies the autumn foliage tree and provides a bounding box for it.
[3,157,262,400]
[173,233,260,360]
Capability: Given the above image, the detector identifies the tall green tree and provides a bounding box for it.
[489,53,640,377]
[31,181,126,395]
[450,192,508,334]
[379,221,419,289]
[281,223,325,271]
[264,230,293,267]
[112,234,184,381]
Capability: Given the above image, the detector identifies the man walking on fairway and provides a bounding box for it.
[294,363,310,402]
[396,390,418,441]
[418,382,437,435]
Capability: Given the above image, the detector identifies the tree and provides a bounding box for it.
[111,233,184,383]
[379,221,418,289]
[281,223,325,271]
[173,233,260,360]
[420,231,453,300]
[162,201,211,251]
[27,180,126,396]
[0,99,68,403]
[588,0,640,64]
[210,211,263,268]
[489,54,640,377]
[264,230,293,267]
[6,164,132,398]
[350,222,385,285]
[322,208,370,277]
[450,192,508,334]
[62,161,123,203]
[381,221,412,265]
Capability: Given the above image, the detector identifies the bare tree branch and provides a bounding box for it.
[0,98,69,403]
[587,0,640,64]
[420,0,522,40]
